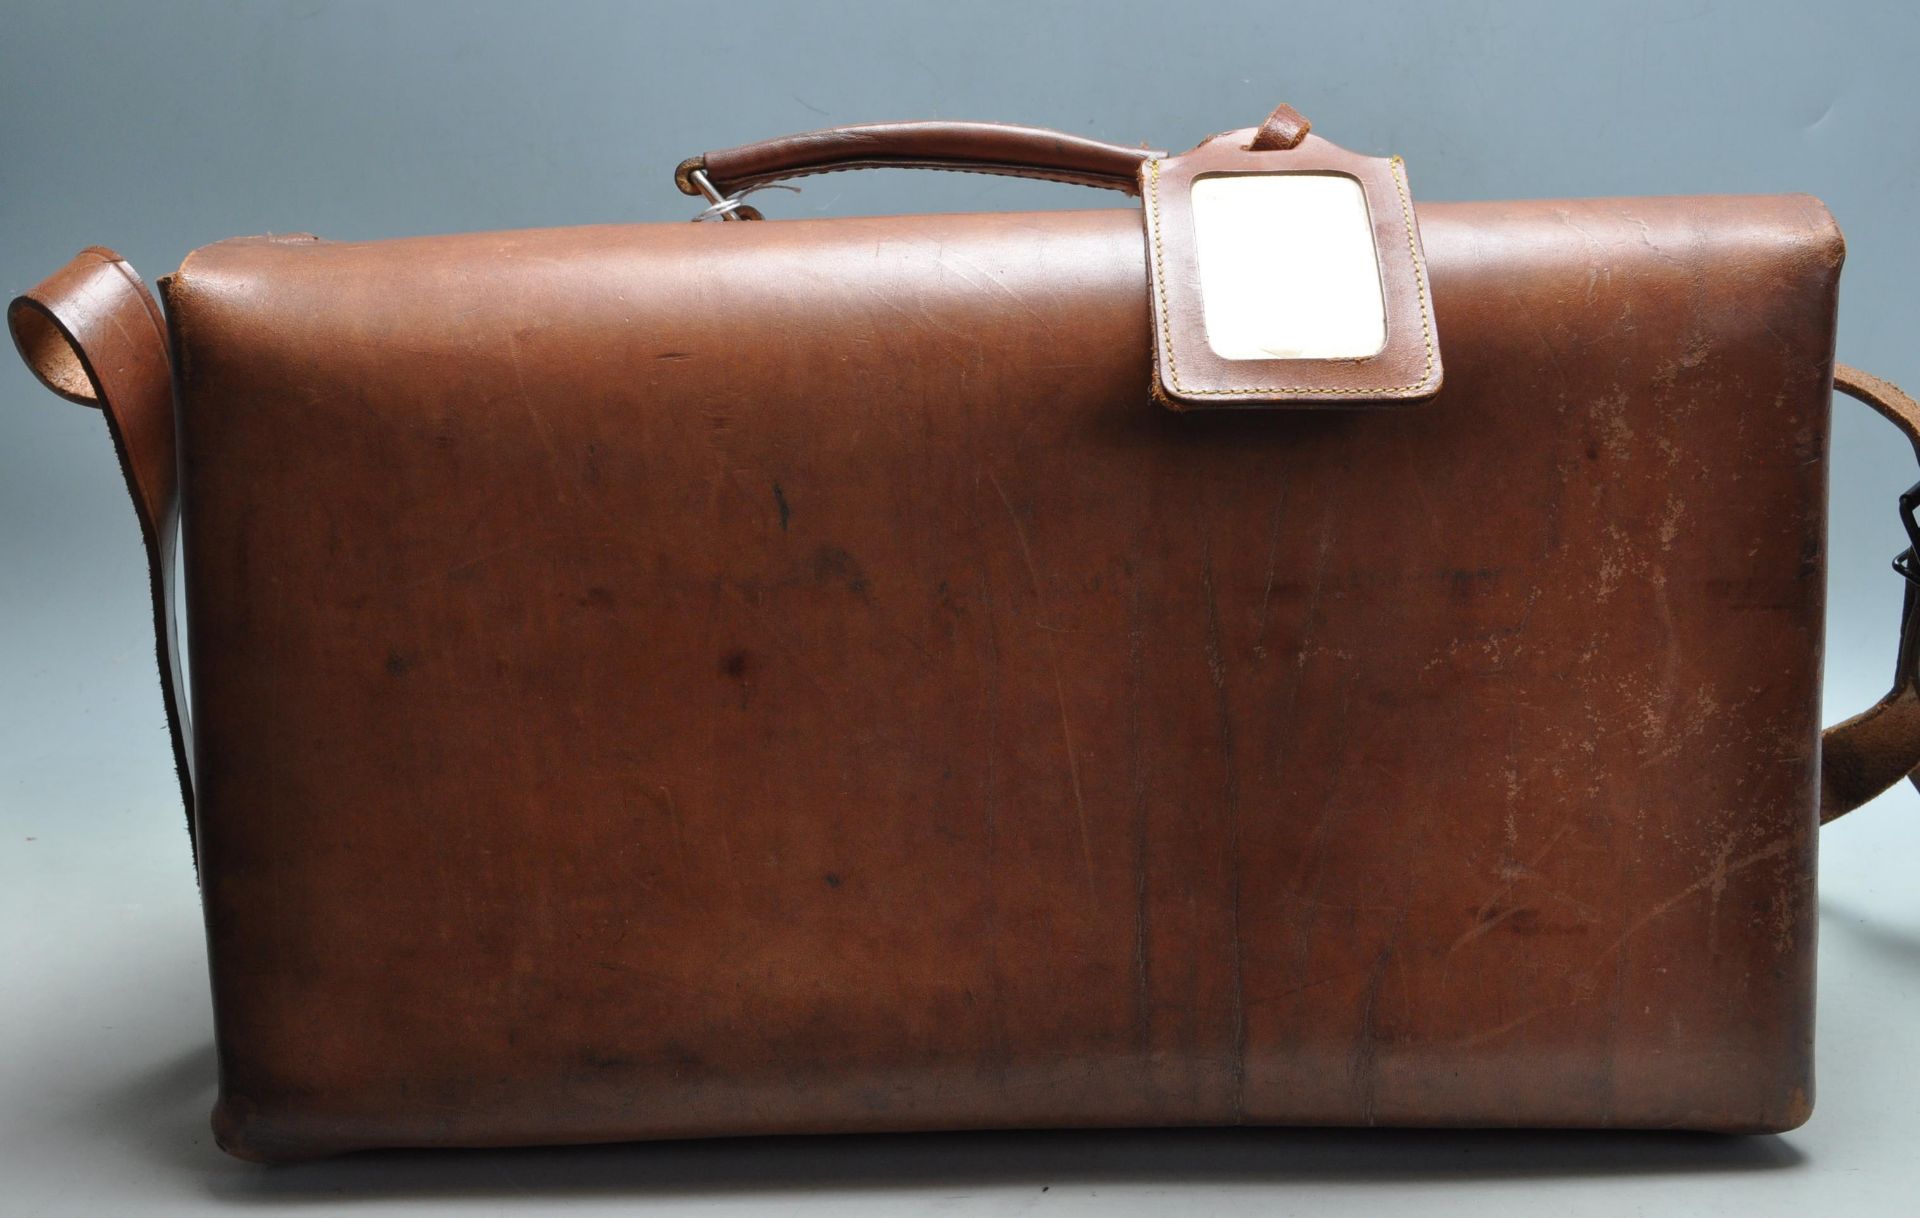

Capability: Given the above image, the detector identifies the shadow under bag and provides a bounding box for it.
[11,103,1920,1160]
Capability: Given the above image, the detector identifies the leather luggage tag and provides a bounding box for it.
[1141,107,1442,409]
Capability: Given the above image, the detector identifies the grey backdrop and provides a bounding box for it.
[3,2,1917,1214]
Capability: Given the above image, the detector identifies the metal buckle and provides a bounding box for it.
[1892,479,1920,584]
[685,169,797,222]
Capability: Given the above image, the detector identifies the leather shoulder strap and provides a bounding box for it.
[8,248,196,854]
[1821,364,1920,822]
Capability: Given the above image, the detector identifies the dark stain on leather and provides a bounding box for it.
[1501,908,1591,938]
[1446,569,1500,602]
[811,544,870,596]
[1704,577,1804,610]
[579,1052,639,1072]
[773,481,791,531]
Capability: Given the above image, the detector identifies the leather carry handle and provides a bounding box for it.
[675,120,1162,203]
[8,249,197,855]
[674,105,1315,213]
[5,248,1916,851]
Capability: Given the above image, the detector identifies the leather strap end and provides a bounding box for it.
[10,296,102,407]
[9,248,126,409]
[1247,102,1311,151]
[9,248,177,533]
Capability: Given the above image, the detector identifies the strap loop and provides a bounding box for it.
[8,249,196,854]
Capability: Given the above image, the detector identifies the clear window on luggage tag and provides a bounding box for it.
[1189,173,1387,362]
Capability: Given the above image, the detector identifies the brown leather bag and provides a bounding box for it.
[12,104,1920,1161]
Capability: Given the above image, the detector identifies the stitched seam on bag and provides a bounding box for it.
[1148,155,1437,397]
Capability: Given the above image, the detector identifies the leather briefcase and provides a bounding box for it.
[12,102,1920,1161]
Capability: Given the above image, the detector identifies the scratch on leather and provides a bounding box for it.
[1126,567,1153,1056]
[1200,532,1248,1121]
[937,245,1059,339]
[1351,910,1409,1125]
[503,329,570,496]
[989,471,1097,906]
[1450,835,1796,1049]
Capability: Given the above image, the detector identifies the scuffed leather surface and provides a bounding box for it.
[162,196,1840,1158]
